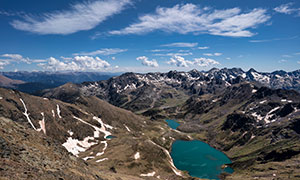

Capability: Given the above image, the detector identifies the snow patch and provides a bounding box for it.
[43,98,48,100]
[0,97,3,100]
[67,130,74,136]
[264,107,280,124]
[62,116,113,156]
[82,156,95,161]
[259,100,267,104]
[96,141,108,157]
[56,104,62,118]
[252,89,257,93]
[62,136,97,157]
[20,98,37,130]
[134,152,140,160]
[93,116,113,138]
[140,172,156,177]
[36,112,46,134]
[251,112,263,122]
[124,124,131,132]
[96,158,108,163]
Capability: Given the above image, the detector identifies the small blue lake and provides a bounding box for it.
[165,119,180,129]
[166,120,234,179]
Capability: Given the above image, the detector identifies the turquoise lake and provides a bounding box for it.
[165,119,180,129]
[166,120,234,179]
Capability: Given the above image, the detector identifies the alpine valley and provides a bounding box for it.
[1,68,300,180]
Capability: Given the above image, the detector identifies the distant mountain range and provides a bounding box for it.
[0,71,119,94]
[41,68,300,112]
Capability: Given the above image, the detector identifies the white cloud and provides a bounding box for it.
[194,57,220,67]
[39,56,110,71]
[136,56,159,67]
[167,56,193,67]
[109,4,270,37]
[74,48,127,56]
[1,53,30,64]
[297,61,300,64]
[226,57,231,60]
[167,55,220,68]
[161,42,198,48]
[203,53,222,56]
[111,57,116,60]
[0,61,9,69]
[274,3,297,15]
[11,0,131,35]
[198,46,209,50]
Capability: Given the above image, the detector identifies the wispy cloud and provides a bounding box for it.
[167,55,220,67]
[74,48,127,56]
[274,3,300,16]
[249,36,298,43]
[161,42,198,48]
[198,46,209,50]
[136,56,159,67]
[150,49,173,52]
[153,52,193,57]
[109,4,270,37]
[203,53,222,56]
[11,0,132,35]
[278,59,287,63]
[282,55,292,58]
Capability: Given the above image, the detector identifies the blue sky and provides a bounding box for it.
[0,0,299,73]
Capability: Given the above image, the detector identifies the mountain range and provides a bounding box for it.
[1,68,300,179]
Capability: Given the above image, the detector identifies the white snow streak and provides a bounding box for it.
[0,97,3,100]
[51,110,55,118]
[124,124,131,132]
[149,140,183,176]
[56,104,62,118]
[82,156,95,161]
[93,116,113,138]
[96,141,108,157]
[20,98,37,130]
[37,112,46,134]
[96,158,108,163]
[140,171,156,177]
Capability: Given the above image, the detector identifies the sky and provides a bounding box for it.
[0,0,300,73]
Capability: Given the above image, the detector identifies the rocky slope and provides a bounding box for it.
[0,87,195,180]
[0,75,24,88]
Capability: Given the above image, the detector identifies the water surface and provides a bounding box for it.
[171,140,234,179]
[165,119,180,129]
